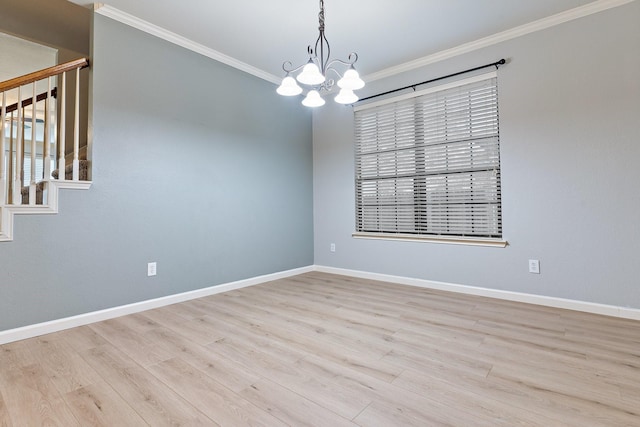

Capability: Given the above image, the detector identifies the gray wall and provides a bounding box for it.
[313,2,640,308]
[0,14,313,331]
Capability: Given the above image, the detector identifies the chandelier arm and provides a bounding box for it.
[321,33,331,74]
[311,32,322,63]
[282,61,308,74]
[324,66,344,81]
[326,53,359,69]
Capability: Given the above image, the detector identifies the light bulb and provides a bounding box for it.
[334,88,358,104]
[276,76,303,96]
[302,90,325,107]
[337,68,365,90]
[297,61,325,85]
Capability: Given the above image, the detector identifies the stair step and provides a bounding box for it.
[21,160,90,205]
[51,159,90,180]
[20,182,46,205]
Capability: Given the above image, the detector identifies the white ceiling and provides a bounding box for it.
[69,0,606,80]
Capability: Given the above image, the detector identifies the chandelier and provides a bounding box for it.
[276,0,365,107]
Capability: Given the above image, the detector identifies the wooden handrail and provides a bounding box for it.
[1,88,57,115]
[0,58,89,93]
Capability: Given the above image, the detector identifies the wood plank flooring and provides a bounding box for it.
[1,271,639,426]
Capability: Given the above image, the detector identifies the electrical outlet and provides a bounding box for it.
[147,262,157,277]
[528,259,540,274]
[330,243,336,252]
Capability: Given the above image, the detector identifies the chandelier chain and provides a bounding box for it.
[318,0,325,32]
[314,0,329,75]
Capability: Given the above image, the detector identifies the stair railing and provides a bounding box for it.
[0,57,89,207]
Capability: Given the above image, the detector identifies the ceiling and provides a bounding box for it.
[67,0,602,81]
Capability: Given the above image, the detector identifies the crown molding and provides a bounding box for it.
[93,0,634,86]
[364,0,636,82]
[93,4,281,84]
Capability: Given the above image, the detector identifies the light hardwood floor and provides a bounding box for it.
[1,271,639,426]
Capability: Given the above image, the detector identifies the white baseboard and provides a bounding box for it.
[3,264,637,345]
[313,265,640,321]
[0,265,314,345]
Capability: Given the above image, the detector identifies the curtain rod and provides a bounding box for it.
[357,58,506,104]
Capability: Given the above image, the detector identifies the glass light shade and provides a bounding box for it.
[302,90,326,107]
[334,88,358,104]
[337,68,365,90]
[276,76,303,96]
[296,62,325,85]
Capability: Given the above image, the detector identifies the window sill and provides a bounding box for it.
[352,232,508,248]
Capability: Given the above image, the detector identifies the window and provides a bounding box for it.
[354,72,502,242]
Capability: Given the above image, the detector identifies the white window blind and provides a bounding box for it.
[354,72,502,239]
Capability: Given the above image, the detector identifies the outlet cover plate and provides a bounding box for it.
[528,259,540,274]
[147,262,157,277]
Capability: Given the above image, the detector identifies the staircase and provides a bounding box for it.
[0,58,91,242]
